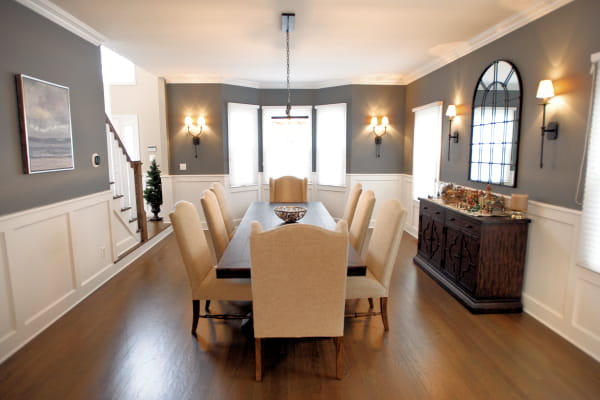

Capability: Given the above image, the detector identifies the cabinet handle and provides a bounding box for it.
[449,217,456,221]
[423,207,429,210]
[466,225,473,229]
[435,211,441,215]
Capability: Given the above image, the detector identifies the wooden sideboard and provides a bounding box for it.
[413,198,530,313]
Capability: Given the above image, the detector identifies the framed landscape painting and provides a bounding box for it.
[16,74,74,174]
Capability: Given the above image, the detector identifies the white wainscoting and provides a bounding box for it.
[0,191,171,363]
[522,201,600,361]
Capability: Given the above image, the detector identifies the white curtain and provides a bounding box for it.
[412,102,443,200]
[227,103,259,187]
[579,53,600,273]
[316,103,347,186]
[262,106,312,183]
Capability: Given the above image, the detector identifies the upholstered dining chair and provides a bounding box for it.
[346,199,406,331]
[250,220,349,381]
[169,201,251,336]
[210,182,235,239]
[201,190,230,262]
[269,176,308,202]
[342,183,362,227]
[349,190,375,257]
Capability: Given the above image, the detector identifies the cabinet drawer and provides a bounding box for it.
[446,212,480,235]
[420,201,445,221]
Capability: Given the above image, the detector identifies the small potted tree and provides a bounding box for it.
[143,159,163,221]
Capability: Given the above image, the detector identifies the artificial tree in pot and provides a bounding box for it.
[143,159,163,221]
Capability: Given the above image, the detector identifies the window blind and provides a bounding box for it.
[579,53,600,273]
[412,102,443,200]
[316,103,347,186]
[262,106,312,183]
[227,103,259,187]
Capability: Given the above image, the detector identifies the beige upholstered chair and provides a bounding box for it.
[210,182,235,239]
[349,190,375,257]
[200,190,230,262]
[169,201,251,336]
[250,220,349,381]
[342,183,362,227]
[269,176,308,202]
[346,200,406,331]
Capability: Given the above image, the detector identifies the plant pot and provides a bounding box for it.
[149,203,162,221]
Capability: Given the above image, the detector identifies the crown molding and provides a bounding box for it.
[15,0,107,45]
[403,0,574,84]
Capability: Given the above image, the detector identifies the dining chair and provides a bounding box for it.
[349,190,375,258]
[210,182,235,239]
[201,190,230,262]
[169,201,252,336]
[269,176,308,202]
[346,199,406,331]
[250,220,349,381]
[342,183,362,227]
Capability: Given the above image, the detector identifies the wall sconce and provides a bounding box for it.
[536,79,559,168]
[370,116,389,158]
[446,105,459,161]
[184,116,206,158]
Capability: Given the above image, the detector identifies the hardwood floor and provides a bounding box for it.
[1,233,599,399]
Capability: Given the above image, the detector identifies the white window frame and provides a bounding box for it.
[412,101,443,201]
[227,103,259,187]
[578,51,600,274]
[261,106,313,183]
[316,103,347,187]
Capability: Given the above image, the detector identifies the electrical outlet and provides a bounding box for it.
[179,163,187,171]
[99,246,106,258]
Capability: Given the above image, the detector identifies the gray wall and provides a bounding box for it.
[0,1,108,216]
[166,83,405,175]
[404,0,600,209]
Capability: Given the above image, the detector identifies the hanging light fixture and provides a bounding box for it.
[272,13,308,120]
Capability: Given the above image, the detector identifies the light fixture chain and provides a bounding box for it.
[286,29,291,114]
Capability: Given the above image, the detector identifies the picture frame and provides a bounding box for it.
[16,74,74,174]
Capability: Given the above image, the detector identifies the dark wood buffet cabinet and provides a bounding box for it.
[413,198,530,313]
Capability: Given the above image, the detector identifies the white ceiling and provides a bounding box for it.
[28,0,571,87]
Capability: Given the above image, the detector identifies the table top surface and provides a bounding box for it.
[216,201,366,279]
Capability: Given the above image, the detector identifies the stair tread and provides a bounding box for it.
[121,206,132,212]
[113,195,124,199]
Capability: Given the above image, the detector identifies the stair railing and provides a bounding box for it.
[105,115,149,242]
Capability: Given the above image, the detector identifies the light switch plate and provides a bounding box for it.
[179,163,187,171]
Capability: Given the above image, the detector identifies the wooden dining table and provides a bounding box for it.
[216,201,366,279]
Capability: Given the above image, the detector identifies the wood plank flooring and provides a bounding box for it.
[1,233,599,399]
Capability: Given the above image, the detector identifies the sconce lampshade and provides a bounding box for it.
[536,80,555,99]
[446,105,457,118]
[370,116,378,127]
[197,116,206,128]
[184,116,193,127]
[381,116,389,126]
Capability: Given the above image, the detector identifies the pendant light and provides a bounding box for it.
[272,13,308,120]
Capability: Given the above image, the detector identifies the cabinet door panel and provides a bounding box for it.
[443,227,461,279]
[456,233,479,294]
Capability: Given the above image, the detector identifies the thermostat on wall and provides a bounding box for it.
[91,153,101,167]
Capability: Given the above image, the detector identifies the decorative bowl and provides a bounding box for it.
[274,206,307,223]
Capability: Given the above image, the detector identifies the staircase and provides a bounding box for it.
[106,116,148,259]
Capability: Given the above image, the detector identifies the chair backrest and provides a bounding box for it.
[349,190,375,256]
[366,200,406,294]
[210,182,235,239]
[269,176,308,202]
[200,190,230,261]
[342,183,362,226]
[250,220,348,339]
[169,201,213,298]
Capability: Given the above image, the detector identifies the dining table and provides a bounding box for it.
[216,201,367,279]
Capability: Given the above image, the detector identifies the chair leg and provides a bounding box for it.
[255,338,263,382]
[368,298,374,308]
[205,300,211,312]
[192,300,200,336]
[380,297,389,331]
[334,336,343,380]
